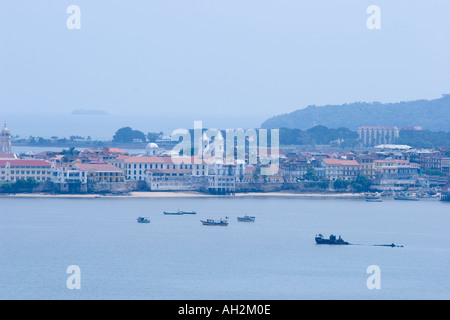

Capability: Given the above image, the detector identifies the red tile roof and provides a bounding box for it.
[0,159,52,167]
[76,163,123,172]
[104,148,129,155]
[124,156,171,164]
[115,155,130,160]
[323,159,360,166]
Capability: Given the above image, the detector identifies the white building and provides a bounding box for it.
[372,159,420,190]
[145,143,162,156]
[321,159,361,181]
[125,156,195,181]
[358,126,399,147]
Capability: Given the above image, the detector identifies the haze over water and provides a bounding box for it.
[0,196,449,300]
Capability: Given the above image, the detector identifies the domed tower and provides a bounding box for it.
[145,142,160,156]
[0,123,12,154]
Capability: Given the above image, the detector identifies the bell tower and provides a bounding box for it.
[0,123,12,154]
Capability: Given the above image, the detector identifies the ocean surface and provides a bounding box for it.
[0,196,449,300]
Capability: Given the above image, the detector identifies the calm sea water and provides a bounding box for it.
[0,196,449,300]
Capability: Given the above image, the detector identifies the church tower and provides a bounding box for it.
[0,123,12,154]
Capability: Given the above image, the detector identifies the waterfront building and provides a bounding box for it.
[132,152,242,194]
[442,159,450,175]
[242,165,258,183]
[441,183,450,201]
[108,155,130,173]
[79,148,129,162]
[75,163,125,183]
[124,156,192,181]
[419,155,450,174]
[50,164,88,193]
[280,156,312,182]
[51,165,87,184]
[0,159,53,182]
[372,160,420,191]
[146,168,205,191]
[356,154,379,179]
[0,123,12,154]
[321,159,361,181]
[206,162,238,195]
[358,126,400,147]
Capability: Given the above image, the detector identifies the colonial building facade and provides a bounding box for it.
[320,159,361,181]
[0,159,53,182]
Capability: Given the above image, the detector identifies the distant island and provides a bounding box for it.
[71,109,109,116]
[262,94,450,132]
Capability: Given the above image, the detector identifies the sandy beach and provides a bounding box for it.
[0,191,365,199]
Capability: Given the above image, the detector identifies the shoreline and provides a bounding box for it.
[0,191,365,199]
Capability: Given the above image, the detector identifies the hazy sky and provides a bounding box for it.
[1,0,450,122]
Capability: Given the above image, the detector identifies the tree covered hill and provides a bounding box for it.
[261,94,450,131]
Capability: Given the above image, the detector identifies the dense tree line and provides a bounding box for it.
[279,126,358,146]
[112,127,163,143]
[0,178,40,193]
[395,130,450,148]
[333,176,371,192]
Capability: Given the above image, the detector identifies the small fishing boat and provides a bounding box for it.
[237,215,256,222]
[394,192,419,201]
[365,193,382,202]
[180,211,197,215]
[200,218,229,226]
[137,216,150,223]
[164,210,184,215]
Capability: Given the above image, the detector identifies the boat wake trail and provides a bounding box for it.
[350,243,404,248]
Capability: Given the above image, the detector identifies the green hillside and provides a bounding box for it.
[261,94,450,131]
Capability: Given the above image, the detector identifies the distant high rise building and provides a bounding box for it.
[0,123,12,154]
[358,126,399,147]
[401,126,423,131]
